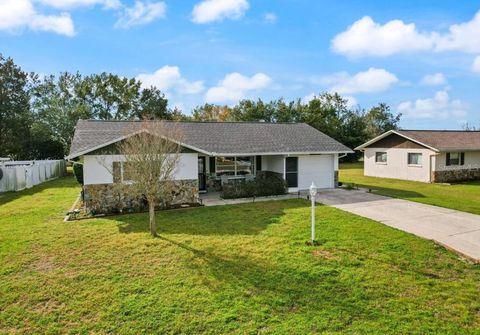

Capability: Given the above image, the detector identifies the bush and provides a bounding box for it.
[73,163,84,185]
[220,171,287,199]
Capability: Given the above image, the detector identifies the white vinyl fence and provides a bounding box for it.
[0,160,66,192]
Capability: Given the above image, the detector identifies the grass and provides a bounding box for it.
[1,176,479,334]
[340,162,480,215]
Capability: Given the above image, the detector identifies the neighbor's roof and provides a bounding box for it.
[67,120,352,159]
[355,129,480,152]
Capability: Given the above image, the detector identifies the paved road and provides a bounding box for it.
[316,189,480,263]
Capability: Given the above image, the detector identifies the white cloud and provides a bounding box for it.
[420,73,447,86]
[0,0,74,36]
[115,1,166,28]
[397,91,468,119]
[332,11,480,57]
[205,72,272,103]
[264,12,277,24]
[136,66,204,95]
[318,68,398,94]
[332,16,434,57]
[473,56,480,73]
[192,0,249,24]
[37,0,121,9]
[435,11,480,53]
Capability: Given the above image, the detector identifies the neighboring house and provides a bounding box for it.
[355,130,480,183]
[67,120,352,213]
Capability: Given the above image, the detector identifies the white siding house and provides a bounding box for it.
[356,130,480,183]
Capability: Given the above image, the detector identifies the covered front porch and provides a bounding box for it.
[197,154,297,193]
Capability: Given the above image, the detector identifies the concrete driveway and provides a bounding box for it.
[316,189,480,263]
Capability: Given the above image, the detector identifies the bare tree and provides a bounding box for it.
[116,121,183,236]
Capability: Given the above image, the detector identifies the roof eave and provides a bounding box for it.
[355,130,440,152]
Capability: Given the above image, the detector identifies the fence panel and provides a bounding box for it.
[0,160,66,193]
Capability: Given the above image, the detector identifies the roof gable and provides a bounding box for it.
[67,120,353,159]
[356,130,480,152]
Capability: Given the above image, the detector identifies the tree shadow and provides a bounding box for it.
[156,235,375,328]
[114,199,309,236]
[0,174,76,206]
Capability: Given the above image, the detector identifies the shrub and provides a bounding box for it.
[220,171,287,199]
[73,163,84,185]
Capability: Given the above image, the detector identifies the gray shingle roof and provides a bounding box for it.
[67,120,352,159]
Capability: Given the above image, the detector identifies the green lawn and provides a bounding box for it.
[1,177,479,334]
[340,162,480,215]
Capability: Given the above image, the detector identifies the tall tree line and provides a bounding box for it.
[0,54,401,160]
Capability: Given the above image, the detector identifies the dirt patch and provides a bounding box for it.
[312,249,340,261]
[28,258,56,273]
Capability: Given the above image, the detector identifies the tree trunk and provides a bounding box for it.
[148,202,157,237]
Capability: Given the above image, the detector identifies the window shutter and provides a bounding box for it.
[256,155,262,172]
[209,157,216,173]
[460,152,465,166]
[446,153,451,166]
[113,162,121,183]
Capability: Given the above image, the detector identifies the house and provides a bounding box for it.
[67,120,352,213]
[355,130,480,183]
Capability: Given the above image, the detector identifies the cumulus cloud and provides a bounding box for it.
[192,0,249,24]
[0,0,74,36]
[332,11,480,57]
[397,91,468,119]
[420,73,447,86]
[115,1,166,28]
[37,0,121,9]
[473,56,480,73]
[136,66,205,95]
[317,68,398,94]
[332,16,434,57]
[205,72,272,103]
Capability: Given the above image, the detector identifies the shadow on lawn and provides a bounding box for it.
[0,174,76,206]
[114,199,309,236]
[157,234,372,325]
[350,184,426,199]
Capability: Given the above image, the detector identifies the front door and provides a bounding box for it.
[198,156,206,192]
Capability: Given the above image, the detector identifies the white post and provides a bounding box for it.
[311,195,315,243]
[309,182,317,244]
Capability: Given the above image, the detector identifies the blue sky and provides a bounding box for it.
[1,0,480,129]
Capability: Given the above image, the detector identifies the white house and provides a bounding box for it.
[355,130,480,183]
[67,120,352,213]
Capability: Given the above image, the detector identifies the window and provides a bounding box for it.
[375,152,387,164]
[446,152,465,166]
[215,156,254,176]
[216,157,235,176]
[285,157,298,188]
[236,156,253,175]
[408,153,422,166]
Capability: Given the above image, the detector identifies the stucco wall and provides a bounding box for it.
[434,151,480,171]
[83,153,198,185]
[364,147,435,182]
[262,155,285,174]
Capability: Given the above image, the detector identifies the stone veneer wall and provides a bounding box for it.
[83,180,199,214]
[334,171,339,188]
[432,168,480,183]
